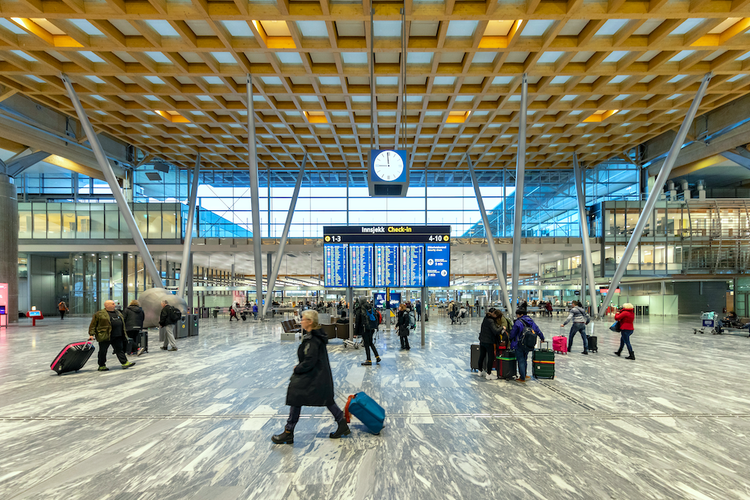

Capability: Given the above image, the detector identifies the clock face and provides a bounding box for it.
[373,150,404,182]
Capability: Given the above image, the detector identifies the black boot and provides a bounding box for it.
[614,349,622,357]
[625,350,635,360]
[329,419,351,439]
[271,430,294,444]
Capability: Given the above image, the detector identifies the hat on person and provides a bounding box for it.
[622,303,634,310]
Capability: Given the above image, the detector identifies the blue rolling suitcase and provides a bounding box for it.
[345,392,385,435]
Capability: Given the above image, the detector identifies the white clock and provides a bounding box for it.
[373,150,404,182]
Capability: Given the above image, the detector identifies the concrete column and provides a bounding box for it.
[0,175,18,322]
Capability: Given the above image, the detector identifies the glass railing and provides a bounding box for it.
[18,202,181,240]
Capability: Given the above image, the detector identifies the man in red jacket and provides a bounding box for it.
[614,303,635,360]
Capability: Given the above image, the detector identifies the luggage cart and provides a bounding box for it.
[694,312,720,335]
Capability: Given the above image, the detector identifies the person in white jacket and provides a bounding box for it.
[561,301,590,355]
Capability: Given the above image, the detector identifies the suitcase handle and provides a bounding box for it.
[344,394,355,423]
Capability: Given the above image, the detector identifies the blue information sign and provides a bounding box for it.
[425,243,451,287]
[350,244,374,288]
[399,244,424,287]
[389,292,401,310]
[324,244,348,287]
[373,292,386,309]
[374,243,399,287]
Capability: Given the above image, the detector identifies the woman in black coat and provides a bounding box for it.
[122,300,145,354]
[272,310,350,444]
[397,303,410,350]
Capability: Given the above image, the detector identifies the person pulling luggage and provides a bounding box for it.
[358,300,381,366]
[123,300,145,355]
[272,310,350,444]
[58,300,68,320]
[561,300,590,355]
[88,300,136,371]
[509,307,545,383]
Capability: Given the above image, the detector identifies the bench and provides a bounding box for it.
[281,320,301,333]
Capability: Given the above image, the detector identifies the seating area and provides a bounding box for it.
[280,320,301,334]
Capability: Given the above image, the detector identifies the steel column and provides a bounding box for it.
[247,75,264,309]
[178,153,200,297]
[420,286,426,346]
[573,153,598,316]
[598,72,713,317]
[511,73,528,310]
[466,154,512,314]
[61,74,163,288]
[263,154,307,317]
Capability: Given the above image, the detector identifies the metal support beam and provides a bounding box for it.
[61,74,163,288]
[721,151,750,171]
[420,286,426,347]
[465,153,513,314]
[178,153,200,297]
[247,75,264,311]
[511,73,528,311]
[5,149,50,177]
[599,72,712,318]
[263,154,307,317]
[573,153,598,317]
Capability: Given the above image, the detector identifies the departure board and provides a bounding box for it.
[350,244,374,288]
[374,243,399,287]
[425,243,451,287]
[399,244,424,287]
[324,244,348,287]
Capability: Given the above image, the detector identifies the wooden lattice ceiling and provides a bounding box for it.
[0,1,748,171]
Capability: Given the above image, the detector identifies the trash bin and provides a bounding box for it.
[188,314,199,336]
[175,316,189,338]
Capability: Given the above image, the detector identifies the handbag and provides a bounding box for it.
[610,321,621,332]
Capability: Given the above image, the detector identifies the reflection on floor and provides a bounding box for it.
[1,312,750,499]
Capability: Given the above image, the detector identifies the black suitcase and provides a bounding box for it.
[470,344,481,371]
[587,335,598,353]
[51,341,95,375]
[498,348,517,380]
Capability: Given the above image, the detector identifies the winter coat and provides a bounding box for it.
[397,310,409,337]
[159,305,179,327]
[509,315,545,350]
[285,328,335,407]
[615,309,635,331]
[123,305,145,332]
[88,309,124,343]
[478,314,501,344]
[562,306,589,326]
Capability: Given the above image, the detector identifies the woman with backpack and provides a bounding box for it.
[509,307,545,383]
[358,301,381,366]
[561,300,590,355]
[397,303,410,350]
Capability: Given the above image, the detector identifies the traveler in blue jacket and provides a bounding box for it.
[509,307,545,383]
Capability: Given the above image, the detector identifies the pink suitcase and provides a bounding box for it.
[552,336,568,355]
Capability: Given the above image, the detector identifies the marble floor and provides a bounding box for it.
[1,312,750,500]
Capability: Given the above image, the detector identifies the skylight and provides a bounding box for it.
[446,20,478,37]
[672,19,704,35]
[377,77,398,85]
[212,52,235,63]
[433,76,456,85]
[86,75,105,83]
[276,52,302,64]
[11,50,36,61]
[222,21,252,37]
[373,21,402,37]
[342,53,368,64]
[145,52,170,63]
[603,51,628,63]
[70,19,103,36]
[318,77,341,85]
[521,20,554,37]
[79,51,105,63]
[145,20,179,37]
[296,20,327,37]
[492,76,512,85]
[597,19,629,36]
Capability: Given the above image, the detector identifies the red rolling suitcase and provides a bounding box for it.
[51,341,95,375]
[553,335,568,354]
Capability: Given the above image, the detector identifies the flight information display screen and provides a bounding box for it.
[323,226,450,288]
[425,243,451,287]
[399,244,424,287]
[374,243,399,287]
[350,244,374,288]
[324,244,348,287]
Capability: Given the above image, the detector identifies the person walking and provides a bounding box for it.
[358,301,381,366]
[561,300,590,355]
[159,300,179,352]
[614,303,636,360]
[272,310,350,444]
[88,300,136,371]
[252,303,258,319]
[397,303,411,350]
[478,308,502,379]
[58,300,68,320]
[415,300,422,321]
[509,307,545,383]
[229,305,238,321]
[123,300,145,355]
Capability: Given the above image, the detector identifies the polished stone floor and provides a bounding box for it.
[1,311,750,500]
